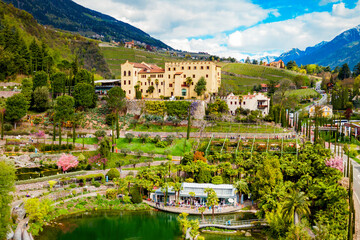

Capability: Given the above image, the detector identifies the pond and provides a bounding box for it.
[38,210,266,240]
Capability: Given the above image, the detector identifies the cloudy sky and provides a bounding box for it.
[72,0,360,60]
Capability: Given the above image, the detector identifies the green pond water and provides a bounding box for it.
[38,210,265,240]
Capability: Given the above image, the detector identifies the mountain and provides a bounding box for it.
[4,0,169,49]
[276,25,360,69]
[0,1,111,78]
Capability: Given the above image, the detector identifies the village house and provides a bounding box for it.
[223,92,271,116]
[121,61,221,99]
[309,105,333,118]
[124,40,135,48]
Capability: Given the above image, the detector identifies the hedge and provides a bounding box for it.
[15,171,87,185]
[76,173,104,182]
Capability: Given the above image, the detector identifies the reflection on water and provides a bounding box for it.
[38,210,265,240]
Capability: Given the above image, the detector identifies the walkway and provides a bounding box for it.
[144,200,257,215]
[199,219,266,230]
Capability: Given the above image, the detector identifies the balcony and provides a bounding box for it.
[257,104,268,109]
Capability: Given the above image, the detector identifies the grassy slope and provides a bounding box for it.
[220,63,305,94]
[286,88,320,99]
[101,46,183,77]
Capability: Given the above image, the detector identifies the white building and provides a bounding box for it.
[223,92,270,116]
[150,182,238,205]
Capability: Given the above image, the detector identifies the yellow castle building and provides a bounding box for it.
[120,61,221,99]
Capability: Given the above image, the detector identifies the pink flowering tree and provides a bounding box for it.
[57,154,78,172]
[325,156,344,172]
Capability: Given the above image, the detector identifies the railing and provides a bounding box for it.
[199,219,266,226]
[257,105,268,108]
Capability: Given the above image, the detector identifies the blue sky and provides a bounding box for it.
[73,0,360,60]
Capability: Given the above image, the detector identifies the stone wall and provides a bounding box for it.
[126,99,206,120]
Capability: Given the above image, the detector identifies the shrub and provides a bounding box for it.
[120,148,130,156]
[14,146,20,152]
[27,145,35,152]
[93,181,101,187]
[5,146,12,152]
[212,176,223,184]
[76,173,104,182]
[130,185,142,204]
[3,123,12,131]
[106,168,120,180]
[167,155,173,160]
[106,188,117,200]
[165,135,175,145]
[69,183,77,188]
[155,141,167,148]
[125,133,134,143]
[95,130,106,138]
[153,135,161,143]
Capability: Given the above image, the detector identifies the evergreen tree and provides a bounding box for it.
[353,62,360,77]
[32,71,48,90]
[338,63,351,80]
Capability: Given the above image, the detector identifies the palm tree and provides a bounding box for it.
[233,179,249,205]
[147,86,155,98]
[204,188,219,218]
[282,190,310,225]
[173,182,183,203]
[185,77,193,98]
[189,191,196,205]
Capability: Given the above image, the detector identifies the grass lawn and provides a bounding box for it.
[115,138,193,156]
[205,122,287,133]
[74,137,99,145]
[128,124,199,132]
[72,151,166,168]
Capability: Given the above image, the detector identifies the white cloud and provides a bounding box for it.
[72,0,360,60]
[227,2,360,54]
[72,0,274,39]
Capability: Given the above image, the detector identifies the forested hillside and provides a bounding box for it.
[4,0,169,49]
[0,1,111,79]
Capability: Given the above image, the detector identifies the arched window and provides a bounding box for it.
[128,71,131,76]
[124,71,126,76]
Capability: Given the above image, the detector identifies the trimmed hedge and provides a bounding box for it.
[76,173,104,182]
[40,144,74,152]
[15,171,87,185]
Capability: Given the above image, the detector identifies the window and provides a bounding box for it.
[135,72,137,76]
[193,74,195,78]
[182,66,184,70]
[129,90,131,94]
[128,71,131,76]
[188,66,191,70]
[194,66,197,70]
[141,82,143,86]
[150,75,156,78]
[161,82,163,86]
[168,75,171,78]
[207,66,210,70]
[145,82,147,86]
[206,74,208,78]
[123,81,126,85]
[169,84,173,87]
[201,66,204,70]
[184,74,186,78]
[235,102,237,105]
[230,101,232,105]
[182,89,187,96]
[173,67,176,71]
[128,80,130,85]
[124,71,126,76]
[168,68,171,71]
[151,82,154,86]
[243,101,246,105]
[142,75,146,78]
[171,92,173,96]
[158,89,161,93]
[158,74,163,78]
